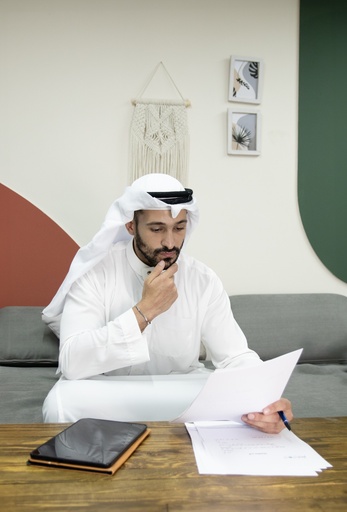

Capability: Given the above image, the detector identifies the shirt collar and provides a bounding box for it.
[126,239,154,280]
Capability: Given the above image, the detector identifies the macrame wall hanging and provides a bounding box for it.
[129,62,191,184]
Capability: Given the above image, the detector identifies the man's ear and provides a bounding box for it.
[125,221,135,235]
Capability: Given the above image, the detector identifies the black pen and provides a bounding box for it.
[278,411,291,431]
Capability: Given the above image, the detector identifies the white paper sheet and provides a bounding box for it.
[173,349,303,423]
[185,421,332,476]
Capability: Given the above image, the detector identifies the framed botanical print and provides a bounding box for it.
[229,56,263,104]
[227,109,261,155]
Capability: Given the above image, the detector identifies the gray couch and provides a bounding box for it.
[1,293,346,423]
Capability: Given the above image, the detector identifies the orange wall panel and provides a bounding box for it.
[0,184,79,307]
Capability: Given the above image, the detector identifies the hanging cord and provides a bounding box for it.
[131,62,191,107]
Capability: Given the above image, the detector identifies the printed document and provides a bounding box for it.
[173,349,302,423]
[185,421,332,476]
[172,349,332,476]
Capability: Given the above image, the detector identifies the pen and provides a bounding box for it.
[278,411,291,431]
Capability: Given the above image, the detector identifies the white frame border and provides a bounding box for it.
[228,55,263,104]
[227,108,261,156]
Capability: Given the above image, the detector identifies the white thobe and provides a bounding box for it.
[43,240,260,422]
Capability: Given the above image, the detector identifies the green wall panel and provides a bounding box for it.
[298,0,347,282]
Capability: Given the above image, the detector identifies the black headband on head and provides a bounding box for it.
[147,188,193,205]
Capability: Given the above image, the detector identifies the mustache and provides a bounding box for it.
[153,246,180,256]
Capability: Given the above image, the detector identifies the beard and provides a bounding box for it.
[134,232,183,269]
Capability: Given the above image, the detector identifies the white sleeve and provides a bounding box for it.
[201,276,261,368]
[58,273,150,380]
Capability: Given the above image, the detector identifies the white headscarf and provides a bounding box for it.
[42,173,199,333]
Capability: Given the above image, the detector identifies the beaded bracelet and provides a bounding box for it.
[135,305,151,326]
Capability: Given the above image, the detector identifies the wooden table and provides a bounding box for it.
[1,417,346,511]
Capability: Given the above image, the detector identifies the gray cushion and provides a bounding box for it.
[0,307,59,367]
[0,366,58,423]
[284,363,347,418]
[230,293,347,363]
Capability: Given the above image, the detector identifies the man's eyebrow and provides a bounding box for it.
[146,219,188,226]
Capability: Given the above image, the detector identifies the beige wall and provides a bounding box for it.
[1,0,347,296]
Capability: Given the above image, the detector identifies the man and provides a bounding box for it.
[43,173,292,432]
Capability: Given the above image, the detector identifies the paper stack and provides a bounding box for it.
[172,350,332,476]
[186,421,332,476]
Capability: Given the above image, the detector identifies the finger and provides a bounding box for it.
[242,411,282,424]
[241,412,284,433]
[262,398,293,420]
[146,260,165,282]
[150,262,178,281]
[163,262,178,278]
[242,416,284,434]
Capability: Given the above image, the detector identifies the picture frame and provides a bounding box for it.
[227,109,261,156]
[228,56,263,104]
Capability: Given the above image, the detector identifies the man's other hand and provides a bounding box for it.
[241,398,293,434]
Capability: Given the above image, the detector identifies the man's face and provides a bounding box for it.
[127,209,188,269]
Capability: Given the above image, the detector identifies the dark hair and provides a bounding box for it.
[133,210,143,226]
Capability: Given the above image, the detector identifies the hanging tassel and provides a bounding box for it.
[129,101,189,183]
[128,63,190,184]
